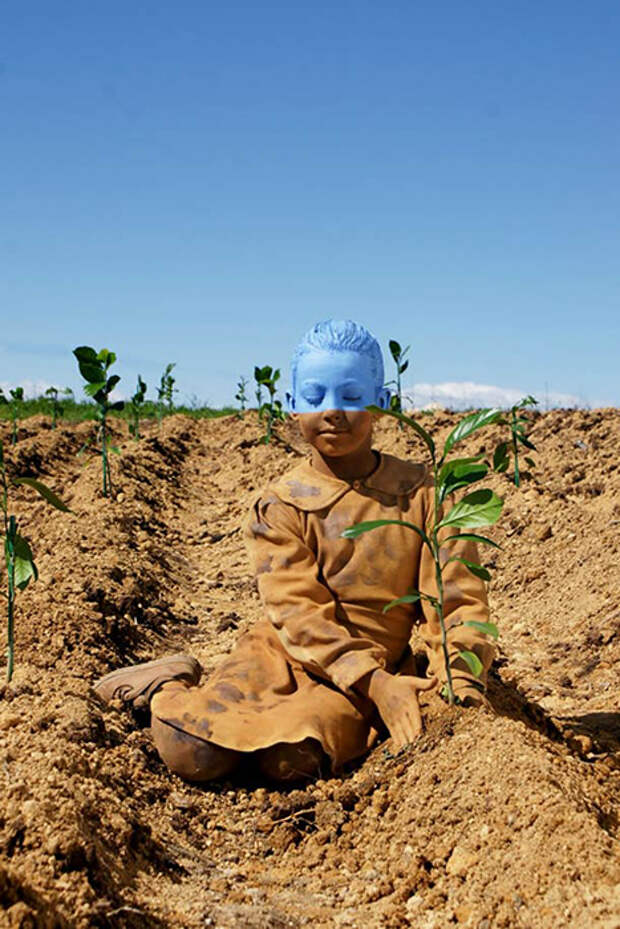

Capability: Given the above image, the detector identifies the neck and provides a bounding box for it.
[310,444,379,482]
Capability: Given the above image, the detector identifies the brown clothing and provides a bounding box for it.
[151,452,495,768]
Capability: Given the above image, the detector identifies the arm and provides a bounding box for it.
[245,495,388,693]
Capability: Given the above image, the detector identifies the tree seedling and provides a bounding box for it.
[0,388,25,445]
[129,375,147,440]
[235,376,248,419]
[254,366,286,444]
[492,395,538,487]
[386,340,411,420]
[343,406,503,706]
[157,363,177,426]
[73,347,124,497]
[44,386,73,429]
[1,438,70,681]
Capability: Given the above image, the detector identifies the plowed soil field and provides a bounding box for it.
[0,409,619,929]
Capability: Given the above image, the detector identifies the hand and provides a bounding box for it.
[362,669,438,750]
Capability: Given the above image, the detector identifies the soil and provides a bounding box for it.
[0,408,618,929]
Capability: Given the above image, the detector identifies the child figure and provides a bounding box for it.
[95,320,495,783]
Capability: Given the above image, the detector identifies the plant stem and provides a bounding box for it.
[512,408,520,487]
[11,414,16,445]
[6,515,16,682]
[432,463,455,705]
[101,414,108,497]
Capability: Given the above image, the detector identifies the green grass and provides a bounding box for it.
[0,398,238,425]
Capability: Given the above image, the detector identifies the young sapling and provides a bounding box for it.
[1,438,70,681]
[493,395,538,487]
[73,347,124,497]
[254,366,286,444]
[157,363,177,427]
[129,375,147,440]
[343,406,503,706]
[386,340,411,420]
[0,388,25,445]
[235,376,249,419]
[44,386,73,429]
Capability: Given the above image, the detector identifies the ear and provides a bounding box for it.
[285,391,296,413]
[376,387,391,409]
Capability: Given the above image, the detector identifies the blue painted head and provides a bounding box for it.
[288,319,391,413]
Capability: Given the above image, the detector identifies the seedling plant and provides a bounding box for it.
[0,388,25,445]
[45,386,73,429]
[386,340,411,419]
[343,406,503,706]
[254,366,286,444]
[73,347,124,497]
[1,439,70,680]
[235,376,248,418]
[157,363,177,426]
[493,395,538,487]
[129,375,147,440]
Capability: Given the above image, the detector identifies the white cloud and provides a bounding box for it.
[401,381,581,410]
[0,379,58,399]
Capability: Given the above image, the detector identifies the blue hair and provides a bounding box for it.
[291,320,385,395]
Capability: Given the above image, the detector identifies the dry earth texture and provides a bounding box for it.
[0,410,619,929]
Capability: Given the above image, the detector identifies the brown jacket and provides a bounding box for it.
[246,451,495,701]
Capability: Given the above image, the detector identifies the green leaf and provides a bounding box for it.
[12,478,71,512]
[399,359,409,374]
[109,445,121,455]
[441,532,502,550]
[443,408,502,457]
[389,339,401,361]
[84,381,106,398]
[448,557,491,581]
[110,401,125,411]
[365,405,435,459]
[516,434,536,451]
[439,461,488,503]
[438,489,503,530]
[13,533,38,590]
[382,592,421,613]
[493,442,509,472]
[78,361,105,384]
[73,346,98,363]
[458,650,483,677]
[524,457,536,468]
[342,518,430,546]
[106,374,120,393]
[97,348,116,367]
[464,620,499,639]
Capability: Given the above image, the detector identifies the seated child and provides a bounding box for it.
[94,320,494,783]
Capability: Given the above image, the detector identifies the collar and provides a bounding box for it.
[270,452,427,511]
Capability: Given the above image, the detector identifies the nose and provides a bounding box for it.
[322,407,347,424]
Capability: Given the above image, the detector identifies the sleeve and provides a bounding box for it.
[244,494,388,693]
[417,483,497,706]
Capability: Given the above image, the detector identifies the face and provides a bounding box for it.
[289,348,388,414]
[288,349,390,458]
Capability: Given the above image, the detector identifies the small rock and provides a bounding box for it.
[446,845,478,877]
[574,441,588,450]
[536,523,553,541]
[170,792,195,810]
[0,713,20,731]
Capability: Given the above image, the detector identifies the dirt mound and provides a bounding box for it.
[0,410,618,929]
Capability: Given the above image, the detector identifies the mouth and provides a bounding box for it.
[319,429,349,436]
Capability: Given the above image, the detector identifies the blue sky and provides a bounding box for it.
[1,1,619,408]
